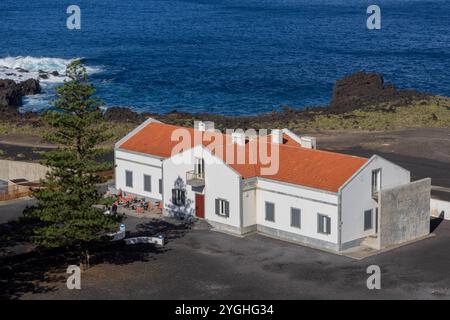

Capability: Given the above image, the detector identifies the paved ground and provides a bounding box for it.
[1,196,449,300]
[1,198,450,300]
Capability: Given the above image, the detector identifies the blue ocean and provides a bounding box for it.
[1,0,449,115]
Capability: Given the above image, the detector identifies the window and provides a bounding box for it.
[125,170,133,188]
[159,179,163,194]
[317,214,331,234]
[195,158,205,177]
[265,202,275,222]
[364,209,373,231]
[144,175,151,192]
[291,208,301,228]
[371,169,381,195]
[172,189,185,206]
[215,199,229,217]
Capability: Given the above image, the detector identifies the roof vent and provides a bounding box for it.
[231,132,246,146]
[271,129,283,144]
[300,136,317,149]
[194,121,215,132]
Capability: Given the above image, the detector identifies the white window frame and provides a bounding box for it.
[218,199,227,217]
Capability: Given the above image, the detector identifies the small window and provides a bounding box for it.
[364,209,373,231]
[215,198,229,217]
[125,170,133,188]
[172,189,185,206]
[159,179,163,194]
[291,208,301,228]
[195,158,205,177]
[265,202,275,222]
[144,175,151,192]
[371,169,381,195]
[318,214,331,234]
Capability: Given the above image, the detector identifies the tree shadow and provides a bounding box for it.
[165,176,195,219]
[0,207,195,300]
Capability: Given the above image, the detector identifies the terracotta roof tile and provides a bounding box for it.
[119,122,368,192]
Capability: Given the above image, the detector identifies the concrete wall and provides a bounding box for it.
[0,160,48,182]
[340,155,411,246]
[115,149,163,201]
[378,178,431,249]
[431,198,450,220]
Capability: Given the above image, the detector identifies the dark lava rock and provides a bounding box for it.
[38,73,49,79]
[0,78,41,116]
[15,67,29,73]
[19,78,41,96]
[0,79,22,108]
[330,71,430,112]
[104,107,146,123]
[50,71,59,76]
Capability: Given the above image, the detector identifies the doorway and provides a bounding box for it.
[195,193,205,218]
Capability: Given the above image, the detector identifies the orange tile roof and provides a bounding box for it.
[118,122,368,192]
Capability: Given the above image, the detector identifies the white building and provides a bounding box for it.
[115,118,431,252]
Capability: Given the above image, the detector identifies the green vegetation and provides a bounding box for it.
[289,98,450,132]
[22,60,123,267]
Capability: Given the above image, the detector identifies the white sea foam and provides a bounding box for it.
[0,56,101,84]
[0,56,102,112]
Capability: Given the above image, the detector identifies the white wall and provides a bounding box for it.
[255,178,339,244]
[340,156,410,244]
[162,146,242,229]
[242,189,257,227]
[431,198,450,220]
[115,149,163,200]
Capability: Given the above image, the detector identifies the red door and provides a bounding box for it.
[195,194,205,218]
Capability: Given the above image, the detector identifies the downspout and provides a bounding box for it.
[239,177,244,234]
[337,190,342,251]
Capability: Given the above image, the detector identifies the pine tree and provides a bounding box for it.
[24,60,122,266]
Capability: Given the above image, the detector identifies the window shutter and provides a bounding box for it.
[181,191,186,206]
[159,179,162,194]
[225,201,229,217]
[318,214,323,233]
[215,199,220,215]
[326,216,331,234]
[172,189,176,204]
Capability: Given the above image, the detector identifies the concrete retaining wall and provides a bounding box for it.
[431,198,450,220]
[378,178,431,249]
[0,160,48,182]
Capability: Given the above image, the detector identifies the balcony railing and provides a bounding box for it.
[372,191,379,201]
[186,170,205,187]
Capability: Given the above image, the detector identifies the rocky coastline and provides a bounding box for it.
[0,70,445,129]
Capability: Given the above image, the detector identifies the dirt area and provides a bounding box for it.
[315,128,450,188]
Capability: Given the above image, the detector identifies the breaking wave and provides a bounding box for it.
[0,56,101,83]
[0,56,102,112]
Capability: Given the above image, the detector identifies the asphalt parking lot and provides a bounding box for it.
[1,198,450,300]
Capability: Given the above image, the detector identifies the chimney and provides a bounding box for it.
[194,120,215,132]
[271,129,283,144]
[231,132,246,146]
[300,136,317,149]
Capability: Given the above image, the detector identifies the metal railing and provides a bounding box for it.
[186,170,205,186]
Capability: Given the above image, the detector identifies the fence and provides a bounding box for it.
[0,184,33,202]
